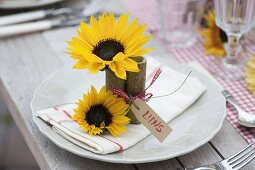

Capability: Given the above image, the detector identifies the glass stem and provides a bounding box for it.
[223,35,241,68]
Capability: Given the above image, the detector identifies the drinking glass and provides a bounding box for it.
[159,0,206,48]
[213,0,255,80]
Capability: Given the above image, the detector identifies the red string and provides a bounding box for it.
[111,67,162,103]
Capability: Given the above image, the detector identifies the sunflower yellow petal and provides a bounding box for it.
[200,29,212,36]
[98,86,107,103]
[65,51,83,59]
[80,122,90,130]
[121,57,140,72]
[115,14,129,40]
[77,99,90,112]
[87,62,105,74]
[90,86,99,105]
[103,94,118,108]
[131,48,154,57]
[99,85,107,95]
[112,116,130,125]
[66,39,92,56]
[72,111,84,121]
[79,22,98,46]
[109,62,127,79]
[109,103,129,115]
[73,59,90,69]
[90,16,101,41]
[111,123,128,133]
[122,24,146,46]
[98,13,108,39]
[107,127,119,137]
[125,35,152,55]
[86,54,105,63]
[113,52,125,62]
[72,37,93,51]
[120,18,139,42]
[107,124,124,136]
[108,13,116,38]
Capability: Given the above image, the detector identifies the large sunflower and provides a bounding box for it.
[245,56,255,94]
[72,86,130,137]
[200,11,227,57]
[67,13,153,80]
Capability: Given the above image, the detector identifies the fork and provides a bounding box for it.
[177,141,255,170]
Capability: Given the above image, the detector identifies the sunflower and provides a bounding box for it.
[200,10,227,57]
[72,85,130,137]
[66,13,153,80]
[245,56,255,94]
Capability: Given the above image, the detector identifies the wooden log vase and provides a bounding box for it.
[105,56,147,124]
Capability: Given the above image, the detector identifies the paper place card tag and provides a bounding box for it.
[130,99,172,143]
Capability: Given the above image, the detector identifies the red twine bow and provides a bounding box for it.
[111,67,162,103]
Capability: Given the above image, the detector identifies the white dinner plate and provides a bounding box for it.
[0,0,64,9]
[31,56,226,163]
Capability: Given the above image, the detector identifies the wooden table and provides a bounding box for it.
[0,1,254,170]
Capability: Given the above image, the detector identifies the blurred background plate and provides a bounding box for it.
[0,0,64,9]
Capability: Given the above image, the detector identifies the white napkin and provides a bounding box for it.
[35,58,206,154]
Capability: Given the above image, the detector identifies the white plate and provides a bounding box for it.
[0,0,64,9]
[31,56,226,164]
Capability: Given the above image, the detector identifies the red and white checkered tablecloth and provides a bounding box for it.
[122,0,255,143]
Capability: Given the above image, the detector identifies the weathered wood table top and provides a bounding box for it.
[0,1,254,170]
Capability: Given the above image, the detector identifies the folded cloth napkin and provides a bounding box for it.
[35,58,207,154]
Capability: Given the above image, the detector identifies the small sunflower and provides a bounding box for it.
[245,56,255,94]
[200,10,227,57]
[72,86,130,137]
[66,13,153,80]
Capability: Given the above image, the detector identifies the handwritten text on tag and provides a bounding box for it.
[130,99,172,143]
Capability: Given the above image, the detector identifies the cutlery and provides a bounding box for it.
[0,0,125,37]
[0,18,84,38]
[0,3,123,38]
[189,61,255,128]
[0,8,81,26]
[0,12,107,38]
[222,90,255,128]
[177,141,255,170]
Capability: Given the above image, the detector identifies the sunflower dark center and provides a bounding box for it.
[86,104,112,127]
[219,28,228,43]
[93,39,125,61]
